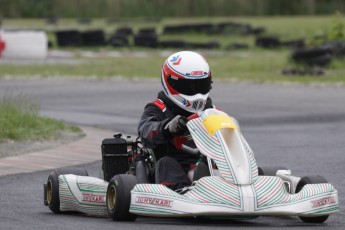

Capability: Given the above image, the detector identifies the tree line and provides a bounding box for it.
[0,0,344,18]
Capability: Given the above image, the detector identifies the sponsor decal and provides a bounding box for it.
[82,193,106,203]
[311,196,336,208]
[170,55,182,65]
[190,71,204,76]
[182,98,191,107]
[136,196,173,207]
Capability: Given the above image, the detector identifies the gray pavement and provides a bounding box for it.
[0,126,112,176]
[0,78,344,229]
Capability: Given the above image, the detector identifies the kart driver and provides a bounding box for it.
[137,51,214,191]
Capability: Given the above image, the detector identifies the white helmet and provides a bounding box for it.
[161,51,212,113]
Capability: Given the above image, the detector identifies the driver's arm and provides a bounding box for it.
[137,104,171,148]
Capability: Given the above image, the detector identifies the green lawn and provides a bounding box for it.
[0,49,343,84]
[0,16,344,84]
[0,93,82,141]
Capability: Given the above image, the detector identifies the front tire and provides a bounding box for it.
[106,174,138,221]
[296,175,329,223]
[46,167,88,214]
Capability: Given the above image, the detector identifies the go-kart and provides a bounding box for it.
[43,133,155,217]
[44,108,339,223]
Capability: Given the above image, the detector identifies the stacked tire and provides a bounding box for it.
[292,47,332,67]
[55,30,82,47]
[81,30,106,46]
[134,28,158,48]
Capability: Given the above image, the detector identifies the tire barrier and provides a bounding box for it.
[137,28,157,36]
[56,30,106,47]
[162,22,265,35]
[55,30,82,47]
[281,39,305,49]
[193,23,214,34]
[134,34,158,48]
[281,68,325,76]
[249,27,266,36]
[322,41,345,57]
[81,30,106,46]
[292,47,333,67]
[255,36,281,48]
[163,23,214,34]
[225,43,249,50]
[47,40,53,48]
[109,34,129,47]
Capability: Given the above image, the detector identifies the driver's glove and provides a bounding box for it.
[164,115,188,135]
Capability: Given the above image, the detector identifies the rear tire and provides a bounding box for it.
[106,174,138,221]
[296,175,329,223]
[46,167,88,214]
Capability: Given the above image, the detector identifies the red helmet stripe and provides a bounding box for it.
[163,62,185,79]
[162,62,184,95]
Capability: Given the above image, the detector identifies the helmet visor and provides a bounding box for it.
[167,76,212,96]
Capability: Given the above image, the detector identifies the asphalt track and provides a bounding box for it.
[0,78,344,229]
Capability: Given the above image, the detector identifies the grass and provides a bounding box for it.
[0,93,82,142]
[0,16,344,84]
[0,49,344,84]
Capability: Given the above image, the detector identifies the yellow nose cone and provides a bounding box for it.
[203,114,239,136]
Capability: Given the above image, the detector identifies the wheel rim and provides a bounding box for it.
[107,185,117,210]
[47,179,53,205]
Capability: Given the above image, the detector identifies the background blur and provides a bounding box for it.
[1,0,344,18]
[0,0,344,83]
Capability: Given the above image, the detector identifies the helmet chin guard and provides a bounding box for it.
[161,51,212,113]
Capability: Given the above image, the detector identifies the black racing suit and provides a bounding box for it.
[137,91,214,190]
